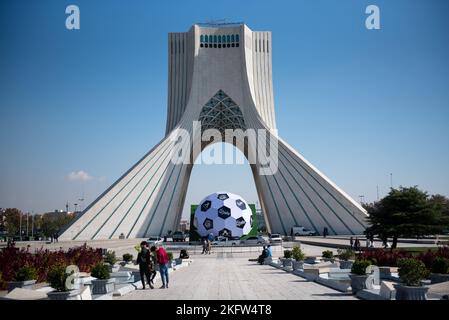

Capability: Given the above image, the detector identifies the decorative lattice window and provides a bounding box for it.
[199,90,246,134]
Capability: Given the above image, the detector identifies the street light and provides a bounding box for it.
[358,195,365,204]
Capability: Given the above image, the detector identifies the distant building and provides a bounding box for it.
[256,208,266,232]
[179,219,190,232]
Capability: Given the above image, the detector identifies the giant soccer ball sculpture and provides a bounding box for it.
[194,192,252,238]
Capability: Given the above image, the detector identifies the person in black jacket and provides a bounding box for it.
[136,241,154,289]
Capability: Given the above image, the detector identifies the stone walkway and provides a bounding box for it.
[116,254,356,300]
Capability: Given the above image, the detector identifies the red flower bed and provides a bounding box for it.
[417,247,449,269]
[0,243,103,289]
[357,249,412,267]
[357,246,449,268]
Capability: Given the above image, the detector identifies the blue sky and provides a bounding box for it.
[0,0,448,218]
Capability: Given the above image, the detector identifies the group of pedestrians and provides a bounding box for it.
[136,241,170,289]
[349,235,376,251]
[349,236,362,251]
[201,238,212,254]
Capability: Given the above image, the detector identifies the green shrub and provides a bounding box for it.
[104,251,117,265]
[431,257,449,274]
[122,253,133,263]
[351,259,372,275]
[291,246,305,261]
[47,264,71,292]
[15,265,38,281]
[167,252,174,261]
[322,250,334,259]
[337,249,355,261]
[398,258,429,286]
[283,250,292,259]
[90,263,110,280]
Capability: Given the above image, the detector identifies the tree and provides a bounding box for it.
[365,186,449,249]
[39,211,76,237]
[3,208,22,236]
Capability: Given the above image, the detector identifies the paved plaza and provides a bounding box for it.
[116,253,356,300]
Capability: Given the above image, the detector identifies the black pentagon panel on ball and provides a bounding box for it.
[217,193,229,200]
[235,199,246,210]
[236,217,246,228]
[218,228,232,237]
[203,218,213,230]
[217,206,231,219]
[250,215,253,226]
[201,200,212,212]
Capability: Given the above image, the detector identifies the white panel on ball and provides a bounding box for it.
[195,192,253,238]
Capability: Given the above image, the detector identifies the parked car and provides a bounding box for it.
[291,226,316,236]
[241,235,267,245]
[269,233,283,244]
[212,236,240,246]
[147,236,163,246]
[172,231,188,242]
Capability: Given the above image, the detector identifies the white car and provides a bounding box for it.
[242,235,267,245]
[212,236,240,246]
[291,226,316,236]
[269,233,283,244]
[147,236,163,246]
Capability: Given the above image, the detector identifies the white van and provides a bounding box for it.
[291,226,316,236]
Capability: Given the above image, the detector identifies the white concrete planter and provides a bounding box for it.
[379,266,392,279]
[7,280,36,293]
[349,274,369,294]
[47,289,80,300]
[394,284,429,300]
[339,260,353,270]
[304,257,317,264]
[292,260,304,271]
[91,279,115,295]
[282,258,293,268]
[108,264,120,273]
[430,273,449,284]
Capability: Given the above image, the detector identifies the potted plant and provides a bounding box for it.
[90,263,115,295]
[122,253,133,265]
[104,250,119,272]
[282,250,293,268]
[322,250,334,262]
[46,264,80,300]
[337,249,355,269]
[167,252,174,268]
[7,265,38,292]
[349,259,372,294]
[291,246,305,270]
[394,258,429,300]
[430,257,449,284]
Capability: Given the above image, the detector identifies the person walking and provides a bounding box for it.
[202,238,207,254]
[207,239,212,254]
[136,241,154,289]
[151,245,170,289]
[323,227,328,238]
[349,236,354,249]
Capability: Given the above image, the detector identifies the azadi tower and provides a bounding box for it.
[60,23,367,240]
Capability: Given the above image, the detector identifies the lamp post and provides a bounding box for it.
[26,212,29,238]
[19,211,22,241]
[358,195,365,204]
[31,212,34,239]
[390,173,393,189]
